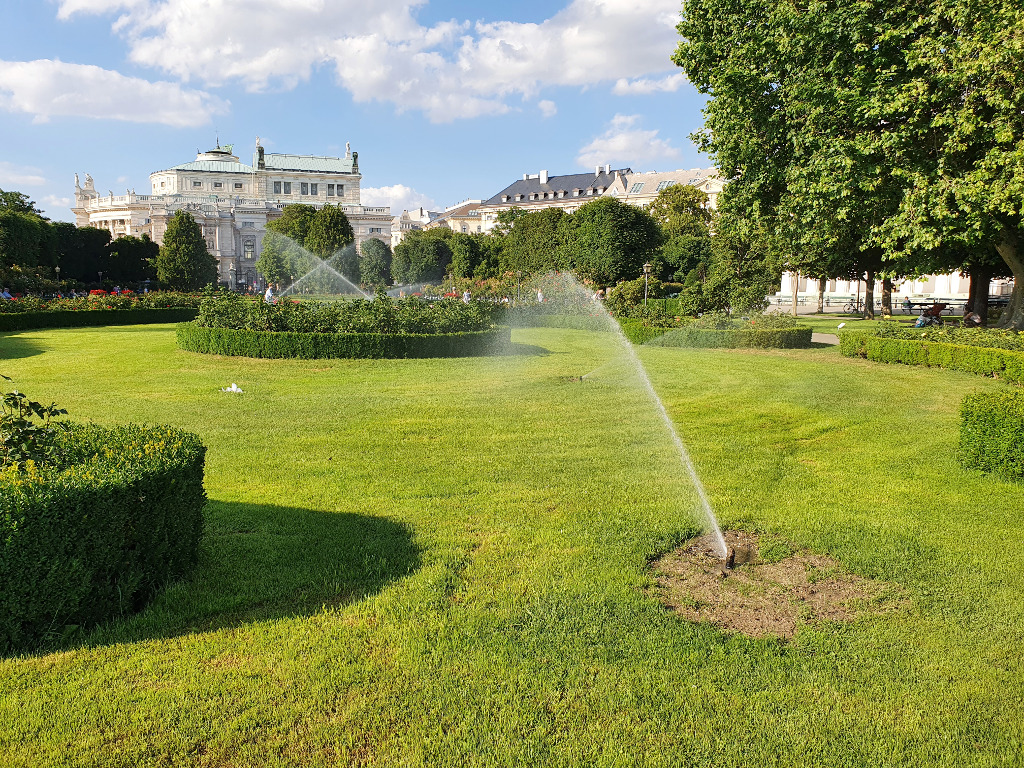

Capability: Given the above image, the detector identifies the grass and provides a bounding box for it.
[1,323,1023,766]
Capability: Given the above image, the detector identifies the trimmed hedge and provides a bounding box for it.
[0,424,206,653]
[618,320,673,345]
[0,307,198,332]
[505,312,612,332]
[644,325,813,349]
[839,331,1024,384]
[176,322,512,359]
[959,390,1024,481]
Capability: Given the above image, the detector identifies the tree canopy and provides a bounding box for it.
[555,197,662,284]
[359,238,392,288]
[156,211,217,290]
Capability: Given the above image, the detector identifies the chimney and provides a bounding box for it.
[523,173,529,181]
[605,164,611,174]
[595,165,601,176]
[540,170,548,184]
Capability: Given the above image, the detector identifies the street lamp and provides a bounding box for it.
[98,270,103,285]
[55,265,60,283]
[642,262,653,306]
[515,270,523,303]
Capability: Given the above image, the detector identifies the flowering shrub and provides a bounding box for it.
[0,291,203,314]
[1,375,68,470]
[194,293,496,335]
[872,321,1023,351]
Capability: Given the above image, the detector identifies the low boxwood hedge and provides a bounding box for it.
[0,307,198,333]
[959,390,1024,481]
[839,331,1024,384]
[618,320,673,345]
[0,424,206,653]
[644,325,813,349]
[176,322,512,359]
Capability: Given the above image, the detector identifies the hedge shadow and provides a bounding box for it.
[0,333,46,360]
[36,501,422,654]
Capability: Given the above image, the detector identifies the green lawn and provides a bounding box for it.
[1,323,1022,767]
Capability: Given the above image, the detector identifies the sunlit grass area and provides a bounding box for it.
[1,323,1022,766]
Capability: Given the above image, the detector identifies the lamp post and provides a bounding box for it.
[98,270,103,286]
[642,262,652,306]
[515,270,523,303]
[55,265,60,284]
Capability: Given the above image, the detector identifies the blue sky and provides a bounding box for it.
[0,0,709,221]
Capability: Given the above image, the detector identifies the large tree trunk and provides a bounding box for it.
[863,270,876,320]
[817,278,825,313]
[994,228,1024,330]
[791,270,799,317]
[881,277,893,317]
[967,265,991,325]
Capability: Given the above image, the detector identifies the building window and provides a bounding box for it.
[192,181,202,188]
[283,182,292,194]
[213,182,223,189]
[301,182,309,195]
[273,181,282,194]
[310,183,318,195]
[328,184,335,196]
[656,181,676,191]
[630,183,645,193]
[242,221,255,229]
[369,227,383,234]
[337,185,344,196]
[244,238,255,260]
[234,183,243,190]
[160,182,166,188]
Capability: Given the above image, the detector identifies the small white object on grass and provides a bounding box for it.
[837,322,846,329]
[220,383,244,393]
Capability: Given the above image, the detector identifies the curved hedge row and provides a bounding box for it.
[644,325,814,349]
[176,322,511,359]
[0,424,206,653]
[839,331,1024,384]
[0,307,198,333]
[959,390,1024,481]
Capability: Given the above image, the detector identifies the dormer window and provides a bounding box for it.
[656,181,676,191]
[629,183,644,193]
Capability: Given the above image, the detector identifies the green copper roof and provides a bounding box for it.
[264,153,356,174]
[168,160,255,173]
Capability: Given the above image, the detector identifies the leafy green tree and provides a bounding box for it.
[156,210,217,290]
[498,208,566,275]
[392,230,452,283]
[255,232,291,286]
[648,184,712,240]
[266,204,317,247]
[0,190,43,216]
[556,197,662,284]
[359,238,392,287]
[306,205,356,277]
[53,223,110,283]
[106,234,158,283]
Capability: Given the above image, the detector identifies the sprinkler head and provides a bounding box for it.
[725,548,736,569]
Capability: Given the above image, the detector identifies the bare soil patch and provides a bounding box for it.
[653,530,895,639]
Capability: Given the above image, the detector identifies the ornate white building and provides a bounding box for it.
[72,141,392,289]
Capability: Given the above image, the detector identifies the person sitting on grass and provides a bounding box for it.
[0,287,12,300]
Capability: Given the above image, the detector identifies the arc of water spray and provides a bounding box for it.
[277,240,371,299]
[537,273,729,559]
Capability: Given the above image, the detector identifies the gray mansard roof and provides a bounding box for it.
[483,168,631,206]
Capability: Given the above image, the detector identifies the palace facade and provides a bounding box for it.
[71,142,392,289]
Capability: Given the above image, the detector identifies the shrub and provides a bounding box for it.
[195,293,496,335]
[959,390,1024,481]
[1,375,67,469]
[838,328,1024,384]
[647,325,813,349]
[0,307,197,332]
[0,423,206,653]
[176,323,511,359]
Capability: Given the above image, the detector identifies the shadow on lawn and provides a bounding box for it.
[0,333,47,360]
[61,501,422,652]
[492,342,551,357]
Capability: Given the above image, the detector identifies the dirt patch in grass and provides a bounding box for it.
[653,530,895,639]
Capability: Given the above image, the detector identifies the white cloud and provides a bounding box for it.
[361,184,439,215]
[0,161,46,187]
[577,114,681,168]
[0,59,228,126]
[538,100,558,118]
[56,0,683,122]
[612,73,687,95]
